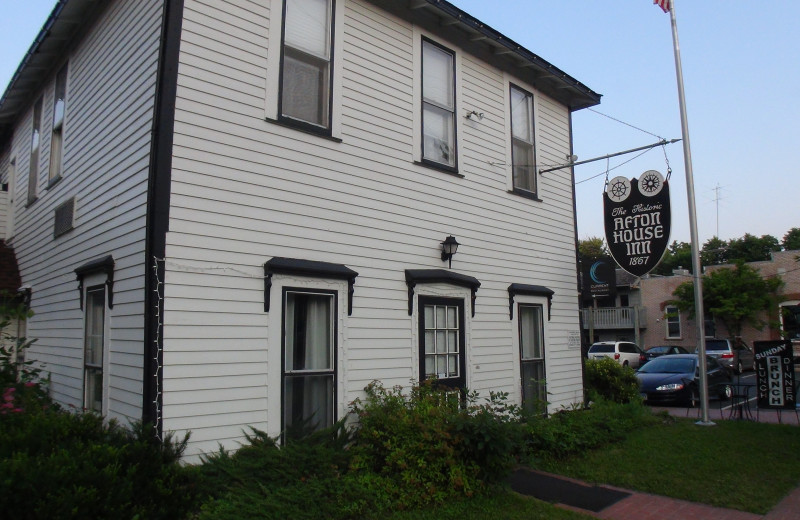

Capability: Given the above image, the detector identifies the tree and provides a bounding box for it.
[671,261,783,338]
[725,233,780,263]
[652,241,692,275]
[783,228,800,251]
[578,237,608,259]
[701,236,729,266]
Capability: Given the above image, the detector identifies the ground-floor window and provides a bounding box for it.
[282,289,336,437]
[781,303,800,340]
[519,304,545,414]
[83,285,106,413]
[419,296,465,391]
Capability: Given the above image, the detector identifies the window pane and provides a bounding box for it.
[447,331,457,353]
[281,51,329,126]
[521,360,546,414]
[285,292,333,371]
[447,307,457,328]
[423,104,454,166]
[424,331,435,353]
[436,331,446,353]
[425,355,435,376]
[284,374,333,434]
[448,354,457,377]
[424,305,434,328]
[435,306,446,329]
[511,87,532,143]
[512,139,535,192]
[520,305,543,360]
[85,289,105,366]
[85,367,103,413]
[284,0,331,58]
[422,42,453,108]
[436,355,446,377]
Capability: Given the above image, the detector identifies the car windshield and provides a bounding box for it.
[647,347,669,354]
[705,340,729,352]
[589,344,613,353]
[638,357,695,374]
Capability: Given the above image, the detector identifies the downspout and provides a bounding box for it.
[143,0,184,437]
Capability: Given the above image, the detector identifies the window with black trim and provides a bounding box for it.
[49,63,68,184]
[510,84,536,195]
[419,296,465,391]
[84,285,106,413]
[421,39,456,170]
[665,305,680,338]
[27,97,43,204]
[282,288,336,438]
[279,0,333,131]
[519,304,545,414]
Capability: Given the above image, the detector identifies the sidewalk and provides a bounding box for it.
[510,468,800,520]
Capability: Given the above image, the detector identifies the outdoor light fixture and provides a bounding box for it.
[440,235,460,268]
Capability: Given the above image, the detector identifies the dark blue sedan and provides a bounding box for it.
[636,354,732,406]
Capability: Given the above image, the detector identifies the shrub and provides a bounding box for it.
[584,357,641,404]
[524,399,656,463]
[349,381,526,510]
[0,408,196,519]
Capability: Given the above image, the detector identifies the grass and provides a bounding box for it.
[374,491,593,520]
[534,416,800,514]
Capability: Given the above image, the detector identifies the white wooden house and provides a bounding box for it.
[0,0,600,458]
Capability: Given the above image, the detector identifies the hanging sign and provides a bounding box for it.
[754,340,795,410]
[582,256,616,299]
[603,170,671,277]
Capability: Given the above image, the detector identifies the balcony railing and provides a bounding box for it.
[581,307,646,330]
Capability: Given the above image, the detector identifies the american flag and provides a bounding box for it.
[653,0,671,13]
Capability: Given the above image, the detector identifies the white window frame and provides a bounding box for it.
[518,303,546,414]
[509,83,537,197]
[665,305,681,339]
[265,0,343,138]
[49,63,68,185]
[82,274,110,415]
[502,74,541,200]
[267,274,347,440]
[27,97,43,205]
[412,29,463,173]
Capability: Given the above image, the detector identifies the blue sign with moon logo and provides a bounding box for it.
[583,257,616,299]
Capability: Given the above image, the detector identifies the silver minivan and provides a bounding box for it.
[702,338,755,374]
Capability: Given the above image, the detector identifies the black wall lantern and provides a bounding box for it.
[440,235,460,268]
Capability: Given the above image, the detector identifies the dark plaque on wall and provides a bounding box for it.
[754,340,796,410]
[603,170,671,277]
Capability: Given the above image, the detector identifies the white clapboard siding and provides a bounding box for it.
[163,0,585,457]
[7,0,163,423]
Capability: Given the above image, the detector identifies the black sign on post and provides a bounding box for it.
[582,256,616,299]
[603,170,671,277]
[754,340,796,410]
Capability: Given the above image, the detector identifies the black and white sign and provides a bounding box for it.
[755,340,796,410]
[603,170,671,277]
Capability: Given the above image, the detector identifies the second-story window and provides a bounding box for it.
[510,84,536,196]
[49,64,68,184]
[421,39,456,170]
[27,97,43,205]
[666,305,681,338]
[280,0,333,131]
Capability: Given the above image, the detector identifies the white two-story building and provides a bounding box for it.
[0,0,600,457]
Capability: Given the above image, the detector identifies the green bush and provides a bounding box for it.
[584,357,641,404]
[0,405,196,519]
[349,381,525,510]
[524,399,656,462]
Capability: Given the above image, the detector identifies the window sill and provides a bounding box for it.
[266,117,342,143]
[46,175,62,190]
[509,188,542,202]
[414,160,463,178]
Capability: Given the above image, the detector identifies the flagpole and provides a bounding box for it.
[668,0,713,425]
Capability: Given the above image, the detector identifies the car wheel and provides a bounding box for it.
[736,361,743,375]
[720,384,733,400]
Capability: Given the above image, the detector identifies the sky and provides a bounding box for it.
[1,1,798,247]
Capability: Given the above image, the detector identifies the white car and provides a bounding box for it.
[588,341,645,369]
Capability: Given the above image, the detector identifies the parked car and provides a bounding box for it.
[587,341,646,369]
[636,354,733,406]
[643,345,689,364]
[701,338,755,374]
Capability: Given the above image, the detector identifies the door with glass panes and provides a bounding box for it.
[419,297,466,390]
[519,304,546,414]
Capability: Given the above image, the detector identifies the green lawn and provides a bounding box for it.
[534,417,800,515]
